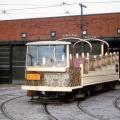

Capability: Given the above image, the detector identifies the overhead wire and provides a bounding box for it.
[0,1,120,15]
[0,1,120,11]
[0,3,65,12]
[0,0,120,5]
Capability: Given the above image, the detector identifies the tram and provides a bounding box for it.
[22,37,119,100]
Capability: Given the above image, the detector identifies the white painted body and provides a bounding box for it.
[22,39,119,94]
[22,63,119,92]
[82,63,119,86]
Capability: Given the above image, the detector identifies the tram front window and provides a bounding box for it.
[27,46,37,66]
[27,45,67,67]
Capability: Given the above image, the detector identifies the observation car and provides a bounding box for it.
[22,37,119,100]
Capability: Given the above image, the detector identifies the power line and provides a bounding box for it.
[0,4,64,12]
[0,1,120,12]
[0,2,78,13]
[0,1,120,6]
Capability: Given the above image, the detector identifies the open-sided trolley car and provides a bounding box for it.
[22,37,119,100]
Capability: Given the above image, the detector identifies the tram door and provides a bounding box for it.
[0,46,12,84]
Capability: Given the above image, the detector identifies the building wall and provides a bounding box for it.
[0,12,120,41]
[0,12,120,83]
[84,13,120,38]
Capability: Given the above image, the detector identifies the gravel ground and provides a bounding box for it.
[0,84,120,120]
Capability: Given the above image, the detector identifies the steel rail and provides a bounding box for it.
[0,95,25,120]
[113,96,120,111]
[43,104,59,120]
[77,101,105,120]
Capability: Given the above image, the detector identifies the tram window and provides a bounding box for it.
[55,45,66,66]
[27,46,37,66]
[38,45,67,67]
[38,46,54,66]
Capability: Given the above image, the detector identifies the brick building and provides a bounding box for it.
[0,12,120,84]
[0,12,120,41]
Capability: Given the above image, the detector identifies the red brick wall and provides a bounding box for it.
[0,12,120,41]
[84,13,120,37]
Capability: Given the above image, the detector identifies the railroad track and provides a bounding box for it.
[29,91,120,120]
[77,101,102,120]
[113,96,120,111]
[0,88,119,120]
[29,87,120,120]
[29,98,62,120]
[0,94,25,120]
[76,91,120,120]
[42,104,59,120]
[42,100,100,120]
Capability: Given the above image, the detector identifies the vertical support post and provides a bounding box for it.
[101,43,104,56]
[76,53,79,59]
[86,52,90,73]
[79,3,87,39]
[81,52,85,58]
[79,3,87,53]
[67,45,70,68]
[80,64,83,86]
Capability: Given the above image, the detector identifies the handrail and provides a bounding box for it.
[85,38,109,52]
[57,37,92,59]
[73,39,92,53]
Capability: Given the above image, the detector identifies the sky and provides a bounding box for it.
[0,0,120,20]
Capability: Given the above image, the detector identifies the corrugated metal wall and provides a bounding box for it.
[12,46,26,81]
[0,42,26,84]
[0,46,12,83]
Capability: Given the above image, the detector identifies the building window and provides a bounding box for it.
[83,30,87,35]
[50,31,56,40]
[21,32,27,39]
[117,28,120,36]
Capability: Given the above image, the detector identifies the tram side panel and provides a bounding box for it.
[80,53,119,88]
[22,53,119,93]
[82,64,119,86]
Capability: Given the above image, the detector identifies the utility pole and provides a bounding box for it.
[79,3,87,39]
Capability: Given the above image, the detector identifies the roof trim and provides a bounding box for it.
[0,12,120,22]
[26,41,71,45]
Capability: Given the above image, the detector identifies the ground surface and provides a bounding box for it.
[0,84,120,120]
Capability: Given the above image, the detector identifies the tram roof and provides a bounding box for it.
[26,41,71,46]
